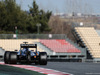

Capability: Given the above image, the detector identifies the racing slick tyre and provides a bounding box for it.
[35,62,39,65]
[39,52,47,65]
[27,51,31,64]
[9,52,17,64]
[27,54,31,64]
[4,51,10,64]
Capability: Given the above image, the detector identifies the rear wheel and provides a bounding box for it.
[27,51,31,64]
[39,52,47,65]
[4,51,10,64]
[9,52,17,64]
[35,62,39,65]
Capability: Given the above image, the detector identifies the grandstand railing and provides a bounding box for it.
[66,37,86,55]
[71,22,98,29]
[0,34,66,39]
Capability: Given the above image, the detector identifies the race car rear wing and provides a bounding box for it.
[20,44,37,48]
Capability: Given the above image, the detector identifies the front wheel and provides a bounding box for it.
[39,52,47,65]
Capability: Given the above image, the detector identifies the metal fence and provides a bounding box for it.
[71,22,98,29]
[0,34,67,39]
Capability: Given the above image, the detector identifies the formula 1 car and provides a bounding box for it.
[4,42,47,65]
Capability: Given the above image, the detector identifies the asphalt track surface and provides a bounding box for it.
[0,62,70,75]
[0,64,45,75]
[36,62,100,75]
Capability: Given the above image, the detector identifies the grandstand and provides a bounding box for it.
[0,34,86,62]
[39,39,86,61]
[74,27,100,61]
[40,39,81,53]
[0,39,44,52]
